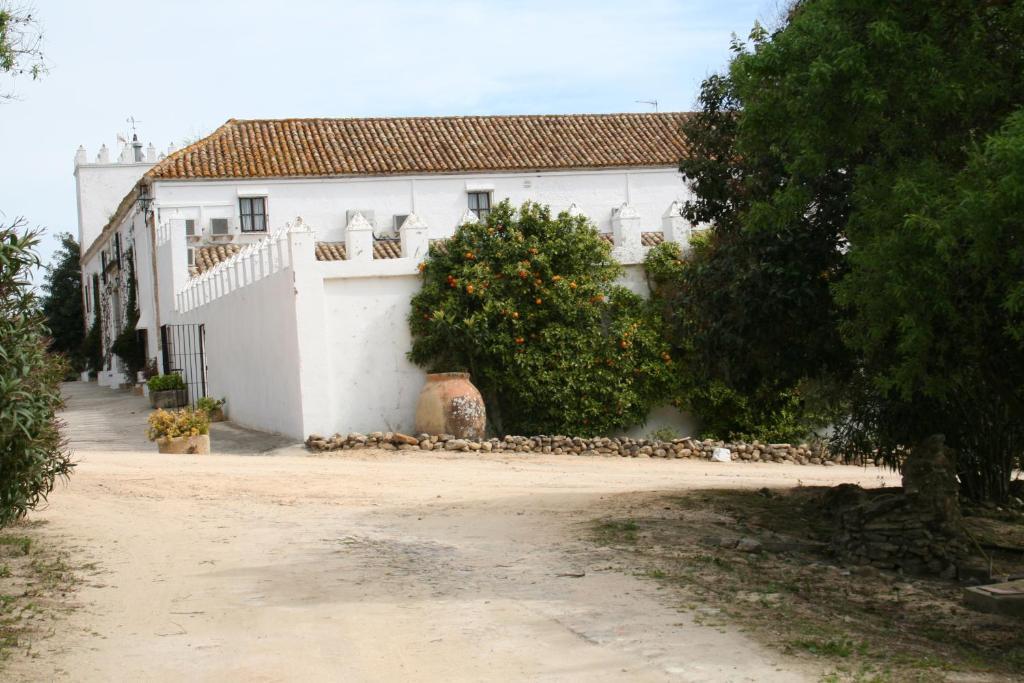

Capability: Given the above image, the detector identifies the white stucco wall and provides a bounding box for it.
[151,167,688,244]
[176,265,305,437]
[316,259,426,436]
[74,160,153,253]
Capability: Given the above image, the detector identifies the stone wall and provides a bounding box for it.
[305,431,857,467]
[826,435,969,577]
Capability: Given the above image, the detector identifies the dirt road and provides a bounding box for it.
[10,382,897,682]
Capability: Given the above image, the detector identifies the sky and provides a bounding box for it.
[0,0,780,280]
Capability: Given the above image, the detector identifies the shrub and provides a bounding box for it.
[645,241,834,442]
[196,396,224,412]
[147,374,185,392]
[408,200,674,436]
[146,408,209,441]
[0,221,75,527]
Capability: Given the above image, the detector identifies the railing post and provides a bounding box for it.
[662,200,691,249]
[399,213,429,260]
[345,212,374,261]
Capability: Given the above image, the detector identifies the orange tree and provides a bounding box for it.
[408,200,674,436]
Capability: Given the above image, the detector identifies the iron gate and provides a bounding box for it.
[160,324,208,406]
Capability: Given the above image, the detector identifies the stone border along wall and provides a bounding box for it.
[304,432,868,466]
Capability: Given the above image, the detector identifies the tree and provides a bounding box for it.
[673,1,1024,500]
[0,219,74,526]
[40,233,84,369]
[409,201,674,436]
[0,2,46,99]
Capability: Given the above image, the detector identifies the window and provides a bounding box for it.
[468,191,491,220]
[393,214,409,231]
[185,219,196,236]
[239,196,267,232]
[210,218,229,235]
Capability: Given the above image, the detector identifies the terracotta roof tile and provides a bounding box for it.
[641,231,665,247]
[315,242,347,261]
[191,244,241,275]
[147,113,689,181]
[373,239,402,259]
[600,232,665,247]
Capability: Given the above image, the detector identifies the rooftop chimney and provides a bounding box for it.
[132,134,143,162]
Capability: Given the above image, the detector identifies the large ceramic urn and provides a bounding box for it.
[415,373,486,439]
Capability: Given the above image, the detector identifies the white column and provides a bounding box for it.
[287,224,331,438]
[611,203,642,256]
[399,213,429,260]
[662,201,691,248]
[346,212,374,261]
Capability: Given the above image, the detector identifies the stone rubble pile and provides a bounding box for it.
[304,431,857,467]
[827,435,968,577]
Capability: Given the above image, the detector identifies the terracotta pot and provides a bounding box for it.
[155,434,210,455]
[415,373,486,439]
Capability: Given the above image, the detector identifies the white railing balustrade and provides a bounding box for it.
[175,219,313,313]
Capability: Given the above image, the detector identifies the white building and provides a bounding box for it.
[76,113,695,440]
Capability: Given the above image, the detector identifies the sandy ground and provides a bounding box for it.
[9,382,899,682]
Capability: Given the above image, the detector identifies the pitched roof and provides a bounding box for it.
[146,113,689,181]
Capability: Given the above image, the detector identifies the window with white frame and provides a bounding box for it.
[467,191,491,220]
[239,196,268,232]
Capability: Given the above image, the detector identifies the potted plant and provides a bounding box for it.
[197,396,227,422]
[147,408,210,454]
[147,373,188,409]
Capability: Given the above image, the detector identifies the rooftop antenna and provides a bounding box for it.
[636,99,659,112]
[127,116,142,135]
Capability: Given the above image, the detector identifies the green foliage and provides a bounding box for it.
[408,200,674,436]
[833,110,1024,500]
[40,233,83,370]
[645,242,834,442]
[147,374,185,392]
[196,396,224,412]
[0,220,74,527]
[679,0,1024,500]
[81,275,101,373]
[146,408,209,440]
[0,3,46,98]
[109,252,146,377]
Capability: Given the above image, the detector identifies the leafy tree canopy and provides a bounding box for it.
[40,232,84,368]
[409,201,674,436]
[0,2,46,99]
[674,0,1024,500]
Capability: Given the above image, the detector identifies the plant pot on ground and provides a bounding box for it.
[196,396,227,422]
[147,373,188,409]
[147,408,210,455]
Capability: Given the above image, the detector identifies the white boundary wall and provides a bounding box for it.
[170,207,698,441]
